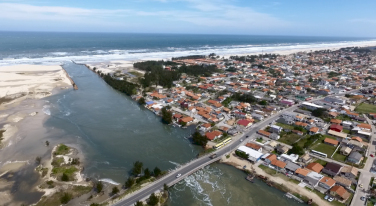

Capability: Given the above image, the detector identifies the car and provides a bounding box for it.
[176,173,181,178]
[359,184,364,188]
[240,139,243,142]
[361,196,366,201]
[328,197,334,202]
[371,154,374,157]
[246,135,249,138]
[324,195,329,200]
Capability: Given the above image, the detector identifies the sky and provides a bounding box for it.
[0,0,376,37]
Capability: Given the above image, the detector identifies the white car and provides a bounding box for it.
[176,173,181,178]
[328,197,334,202]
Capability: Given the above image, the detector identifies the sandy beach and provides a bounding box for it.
[0,64,74,205]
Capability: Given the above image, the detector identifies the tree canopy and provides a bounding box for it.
[192,131,208,147]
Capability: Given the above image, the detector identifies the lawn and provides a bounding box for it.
[258,165,277,175]
[332,151,347,162]
[355,103,376,114]
[335,115,352,121]
[342,129,350,134]
[314,159,328,167]
[278,133,302,145]
[311,143,337,157]
[276,123,294,130]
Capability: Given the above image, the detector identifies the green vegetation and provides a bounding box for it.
[132,161,143,176]
[161,107,173,124]
[138,97,146,105]
[342,129,350,134]
[36,186,91,206]
[51,157,64,167]
[288,143,305,155]
[103,74,138,95]
[148,192,159,206]
[312,108,327,118]
[314,159,328,167]
[328,71,341,78]
[231,93,257,104]
[125,177,135,188]
[258,165,276,175]
[0,130,4,143]
[355,103,376,114]
[276,123,294,130]
[278,133,301,145]
[235,150,249,159]
[192,131,208,147]
[95,181,103,193]
[311,143,336,157]
[51,166,78,181]
[302,134,323,149]
[54,144,70,156]
[112,186,120,195]
[332,151,347,162]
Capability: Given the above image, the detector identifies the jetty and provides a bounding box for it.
[61,67,78,90]
[285,192,304,203]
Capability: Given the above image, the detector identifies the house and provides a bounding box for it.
[306,162,324,173]
[299,153,312,163]
[318,89,331,95]
[333,176,352,188]
[330,119,342,125]
[329,124,343,132]
[340,166,359,179]
[304,171,323,187]
[270,125,283,134]
[237,119,253,128]
[205,130,223,141]
[276,145,289,154]
[280,154,299,163]
[301,102,324,111]
[357,123,372,131]
[295,168,310,178]
[264,154,277,165]
[199,123,212,131]
[258,130,271,137]
[327,130,347,139]
[271,159,287,170]
[269,133,280,140]
[347,140,363,149]
[324,96,346,104]
[330,185,350,201]
[351,136,362,142]
[324,138,339,146]
[309,127,320,134]
[347,151,363,164]
[180,116,194,124]
[322,162,342,177]
[319,176,336,190]
[246,143,262,152]
[340,146,352,156]
[237,146,263,162]
[285,161,301,173]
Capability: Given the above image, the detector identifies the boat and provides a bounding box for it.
[245,174,254,183]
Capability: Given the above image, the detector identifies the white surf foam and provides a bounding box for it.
[42,105,51,116]
[99,178,120,185]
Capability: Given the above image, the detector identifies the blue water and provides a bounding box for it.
[0,31,375,66]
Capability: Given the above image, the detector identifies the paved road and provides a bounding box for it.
[351,115,376,206]
[113,86,375,206]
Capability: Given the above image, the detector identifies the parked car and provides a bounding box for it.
[359,184,364,188]
[324,195,329,200]
[371,154,374,157]
[246,135,249,138]
[360,196,366,201]
[176,173,181,178]
[328,197,334,202]
[240,139,243,142]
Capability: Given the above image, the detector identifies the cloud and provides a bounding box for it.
[0,1,290,33]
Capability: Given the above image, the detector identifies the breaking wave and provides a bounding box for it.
[42,105,51,116]
[99,178,120,185]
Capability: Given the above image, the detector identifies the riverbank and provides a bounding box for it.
[220,152,331,206]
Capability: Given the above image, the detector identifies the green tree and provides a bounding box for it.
[144,168,151,179]
[192,131,208,147]
[60,193,72,204]
[138,97,146,105]
[161,107,173,124]
[61,173,69,181]
[132,161,143,176]
[125,177,135,188]
[134,201,144,206]
[112,186,120,195]
[163,183,169,191]
[148,193,159,206]
[309,77,313,82]
[235,150,249,159]
[153,167,162,177]
[288,143,304,155]
[312,108,327,118]
[96,181,103,193]
[259,100,268,105]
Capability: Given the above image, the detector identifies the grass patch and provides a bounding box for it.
[51,166,78,181]
[128,71,144,78]
[289,179,300,184]
[258,165,276,175]
[256,138,264,143]
[54,144,70,156]
[311,143,336,157]
[342,129,350,134]
[332,151,347,162]
[199,148,215,157]
[51,157,65,167]
[276,123,294,130]
[336,115,352,121]
[278,133,301,145]
[35,185,91,206]
[355,103,376,114]
[314,159,328,167]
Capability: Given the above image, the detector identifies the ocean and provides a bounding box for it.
[0,31,375,66]
[0,32,371,205]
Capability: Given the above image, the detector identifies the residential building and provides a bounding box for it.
[306,162,324,173]
[333,176,352,188]
[347,151,363,164]
[237,146,263,162]
[322,162,342,177]
[324,138,339,146]
[330,185,350,201]
[270,125,283,134]
[319,176,336,190]
[246,143,262,152]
